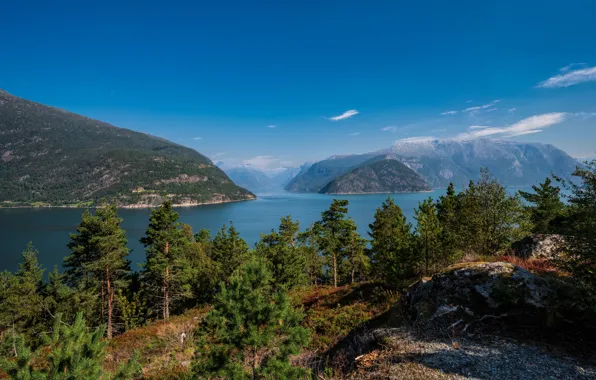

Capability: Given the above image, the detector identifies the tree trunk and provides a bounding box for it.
[106,265,113,339]
[101,279,105,323]
[351,265,355,284]
[333,252,337,288]
[164,240,170,320]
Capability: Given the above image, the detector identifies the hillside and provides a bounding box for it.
[285,154,377,192]
[0,90,255,207]
[287,139,579,192]
[319,157,429,194]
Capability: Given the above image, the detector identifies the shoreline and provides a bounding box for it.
[0,196,257,210]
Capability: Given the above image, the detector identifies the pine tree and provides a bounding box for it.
[0,313,140,380]
[65,205,131,338]
[458,168,528,256]
[296,226,323,286]
[558,161,596,285]
[256,216,308,288]
[414,198,442,275]
[344,226,369,284]
[519,177,566,234]
[436,183,461,266]
[140,201,192,320]
[0,243,46,348]
[314,199,355,288]
[368,197,415,284]
[193,258,310,379]
[211,223,250,281]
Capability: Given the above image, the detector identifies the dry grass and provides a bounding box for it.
[495,255,564,275]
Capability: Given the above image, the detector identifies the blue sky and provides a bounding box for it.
[2,0,596,169]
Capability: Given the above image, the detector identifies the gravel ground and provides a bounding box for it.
[352,328,596,379]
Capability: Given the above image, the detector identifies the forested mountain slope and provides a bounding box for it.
[0,90,254,206]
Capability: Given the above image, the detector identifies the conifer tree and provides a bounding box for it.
[414,198,442,275]
[65,205,131,338]
[193,258,309,379]
[436,183,461,265]
[256,216,307,288]
[368,197,415,284]
[314,199,354,288]
[344,226,369,284]
[296,226,323,285]
[211,223,250,281]
[140,201,192,320]
[519,177,566,234]
[558,161,596,285]
[458,169,528,256]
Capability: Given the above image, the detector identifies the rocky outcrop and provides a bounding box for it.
[404,262,560,332]
[511,234,565,260]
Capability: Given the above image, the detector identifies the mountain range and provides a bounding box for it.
[286,139,579,193]
[219,165,302,193]
[0,90,254,207]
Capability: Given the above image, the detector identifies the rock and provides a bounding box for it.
[511,234,565,260]
[404,262,557,332]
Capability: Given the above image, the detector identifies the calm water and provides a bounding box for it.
[0,191,447,273]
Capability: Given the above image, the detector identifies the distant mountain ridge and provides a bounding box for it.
[286,139,579,192]
[0,90,255,207]
[319,157,430,194]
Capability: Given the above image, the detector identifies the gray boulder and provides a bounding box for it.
[511,234,565,260]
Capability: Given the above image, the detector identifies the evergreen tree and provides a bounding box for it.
[140,201,193,320]
[65,205,131,338]
[0,313,140,380]
[344,226,369,284]
[193,258,309,379]
[0,243,46,347]
[519,177,566,234]
[414,198,442,275]
[296,226,323,286]
[558,161,596,285]
[436,183,461,266]
[314,199,354,288]
[256,216,308,288]
[368,197,415,284]
[458,169,528,256]
[211,223,250,281]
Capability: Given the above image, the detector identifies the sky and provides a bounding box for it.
[1,0,596,169]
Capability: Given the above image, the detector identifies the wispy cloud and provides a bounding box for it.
[381,126,397,132]
[463,100,500,113]
[243,155,279,170]
[267,125,276,128]
[348,132,360,136]
[560,63,586,72]
[329,109,359,121]
[441,110,458,115]
[508,108,517,113]
[456,112,568,139]
[212,152,226,157]
[396,136,436,143]
[537,66,596,88]
[193,137,202,140]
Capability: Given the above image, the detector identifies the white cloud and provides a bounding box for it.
[212,152,225,157]
[396,136,436,143]
[537,66,596,88]
[268,125,276,128]
[560,63,586,72]
[508,108,517,113]
[243,155,278,170]
[463,100,500,113]
[456,112,567,139]
[468,125,490,130]
[193,137,202,140]
[349,132,360,136]
[441,110,458,115]
[329,109,359,121]
[381,126,397,132]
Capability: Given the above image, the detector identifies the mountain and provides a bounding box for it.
[284,154,378,192]
[384,139,579,188]
[223,167,274,193]
[0,90,255,207]
[319,157,429,194]
[287,139,579,192]
[221,166,302,193]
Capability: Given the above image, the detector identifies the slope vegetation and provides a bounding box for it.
[0,90,254,206]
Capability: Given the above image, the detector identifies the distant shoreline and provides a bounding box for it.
[0,196,257,210]
[320,190,434,195]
